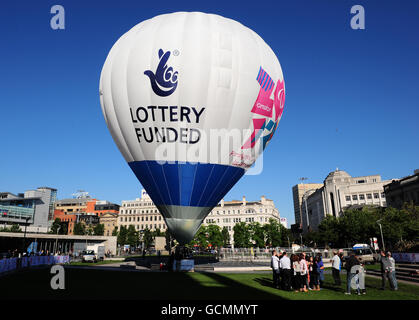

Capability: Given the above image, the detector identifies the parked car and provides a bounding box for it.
[343,244,377,265]
[81,250,97,263]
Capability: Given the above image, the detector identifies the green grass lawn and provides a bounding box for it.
[1,267,417,300]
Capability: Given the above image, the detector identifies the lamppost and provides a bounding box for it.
[22,216,31,254]
[299,177,308,230]
[287,236,290,249]
[54,226,61,254]
[376,219,385,252]
[302,190,312,232]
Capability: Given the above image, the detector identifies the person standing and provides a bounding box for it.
[379,250,391,290]
[271,250,280,288]
[317,254,325,288]
[311,256,320,291]
[292,254,301,292]
[387,251,398,291]
[344,251,360,295]
[277,250,284,289]
[299,253,308,292]
[280,251,292,291]
[332,251,342,286]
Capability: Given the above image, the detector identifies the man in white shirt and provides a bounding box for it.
[332,251,342,286]
[271,250,280,288]
[279,251,291,291]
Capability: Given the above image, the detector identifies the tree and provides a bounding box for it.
[165,230,175,251]
[206,224,224,248]
[127,225,140,247]
[93,223,105,236]
[73,222,86,235]
[190,225,209,248]
[152,228,164,237]
[316,215,341,247]
[49,218,67,235]
[112,226,118,236]
[221,226,230,247]
[279,224,291,247]
[249,222,265,248]
[50,218,61,234]
[142,227,154,250]
[117,226,128,246]
[264,219,282,247]
[10,224,22,233]
[233,222,251,248]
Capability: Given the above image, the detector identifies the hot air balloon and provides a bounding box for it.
[99,12,285,245]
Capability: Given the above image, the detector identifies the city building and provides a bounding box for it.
[54,193,119,235]
[118,189,167,232]
[301,169,390,232]
[99,212,119,236]
[202,195,281,245]
[280,217,288,228]
[384,169,419,209]
[292,183,323,231]
[119,190,282,246]
[0,187,57,233]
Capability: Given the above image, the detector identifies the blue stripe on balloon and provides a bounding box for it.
[257,67,262,82]
[260,72,266,86]
[128,161,245,208]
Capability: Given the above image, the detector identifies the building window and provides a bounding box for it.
[359,194,365,200]
[381,193,385,198]
[367,193,372,199]
[346,196,351,201]
[352,195,358,201]
[374,193,379,199]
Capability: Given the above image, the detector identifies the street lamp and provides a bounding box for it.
[299,177,308,229]
[54,226,61,254]
[376,219,385,252]
[22,217,31,254]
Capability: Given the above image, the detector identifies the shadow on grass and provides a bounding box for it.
[197,272,287,300]
[0,267,283,300]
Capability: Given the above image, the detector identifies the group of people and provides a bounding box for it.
[272,248,399,295]
[330,249,398,294]
[271,250,325,292]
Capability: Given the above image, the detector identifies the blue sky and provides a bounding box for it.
[1,0,418,225]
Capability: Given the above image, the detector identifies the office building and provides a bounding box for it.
[384,169,419,209]
[0,187,57,233]
[302,169,390,232]
[292,183,323,229]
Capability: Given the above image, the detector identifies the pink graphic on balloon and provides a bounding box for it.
[273,78,285,122]
[239,66,285,151]
[251,67,274,117]
[241,118,266,149]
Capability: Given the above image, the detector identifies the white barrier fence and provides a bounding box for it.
[392,252,419,264]
[0,255,70,274]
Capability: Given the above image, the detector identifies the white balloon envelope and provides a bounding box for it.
[99,12,285,244]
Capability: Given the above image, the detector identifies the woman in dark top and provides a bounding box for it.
[311,256,320,291]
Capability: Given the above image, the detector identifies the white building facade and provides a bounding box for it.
[118,191,282,245]
[202,195,281,245]
[304,169,390,232]
[118,189,167,232]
